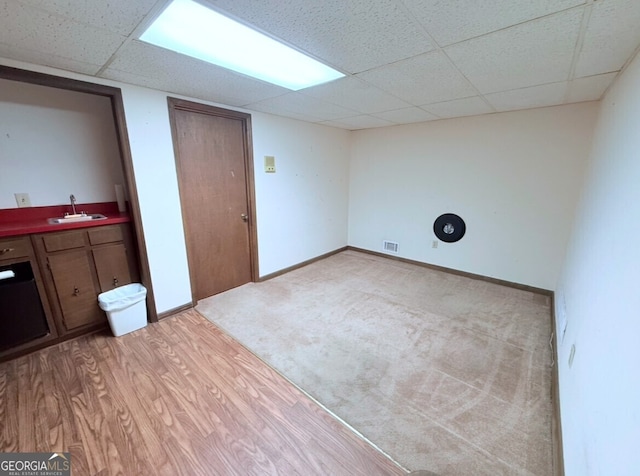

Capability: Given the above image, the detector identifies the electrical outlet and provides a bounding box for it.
[264,155,276,173]
[432,240,438,249]
[14,193,31,208]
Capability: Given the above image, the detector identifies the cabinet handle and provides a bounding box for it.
[113,277,119,287]
[1,248,15,255]
[73,286,80,296]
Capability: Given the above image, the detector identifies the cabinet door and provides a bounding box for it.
[92,244,132,292]
[47,251,104,331]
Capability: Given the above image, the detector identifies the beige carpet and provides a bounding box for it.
[197,250,553,475]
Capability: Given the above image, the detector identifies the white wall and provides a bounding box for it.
[349,103,599,290]
[121,86,349,310]
[0,78,124,208]
[251,113,350,275]
[118,85,192,314]
[0,57,351,313]
[555,51,640,475]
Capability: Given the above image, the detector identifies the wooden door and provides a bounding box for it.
[169,99,257,301]
[47,251,104,331]
[92,244,132,292]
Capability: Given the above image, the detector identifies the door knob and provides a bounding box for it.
[241,213,248,222]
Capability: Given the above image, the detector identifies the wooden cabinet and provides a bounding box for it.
[93,245,131,291]
[47,250,104,331]
[87,225,134,293]
[33,224,139,336]
[0,236,34,260]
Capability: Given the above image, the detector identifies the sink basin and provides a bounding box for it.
[47,213,107,224]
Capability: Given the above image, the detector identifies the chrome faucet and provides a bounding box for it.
[70,194,77,215]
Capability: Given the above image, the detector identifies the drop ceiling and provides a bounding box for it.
[1,0,639,130]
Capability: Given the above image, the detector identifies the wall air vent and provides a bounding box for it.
[382,240,399,253]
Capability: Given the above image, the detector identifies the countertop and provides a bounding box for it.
[0,202,131,238]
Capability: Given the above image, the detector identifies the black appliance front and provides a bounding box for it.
[0,261,50,351]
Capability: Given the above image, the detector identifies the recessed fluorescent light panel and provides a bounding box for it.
[140,0,344,90]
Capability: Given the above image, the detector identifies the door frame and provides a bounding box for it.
[167,97,259,304]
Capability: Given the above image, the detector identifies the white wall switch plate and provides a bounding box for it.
[14,193,31,207]
[264,155,276,173]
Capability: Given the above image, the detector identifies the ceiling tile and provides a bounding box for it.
[485,82,568,112]
[574,0,640,77]
[14,0,159,36]
[372,107,438,124]
[0,0,127,66]
[206,0,433,74]
[445,9,583,94]
[403,0,585,47]
[246,91,358,122]
[244,106,323,124]
[320,115,394,130]
[423,96,493,118]
[566,72,617,103]
[302,77,412,114]
[102,41,289,107]
[1,0,639,129]
[356,50,476,105]
[0,42,102,75]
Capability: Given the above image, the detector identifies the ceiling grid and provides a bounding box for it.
[1,0,639,129]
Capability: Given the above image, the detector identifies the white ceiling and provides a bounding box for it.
[1,0,639,130]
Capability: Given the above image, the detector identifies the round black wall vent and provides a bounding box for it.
[433,213,466,243]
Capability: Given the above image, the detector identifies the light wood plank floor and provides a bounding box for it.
[0,310,406,475]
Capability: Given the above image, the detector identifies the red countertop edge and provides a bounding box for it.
[0,202,131,238]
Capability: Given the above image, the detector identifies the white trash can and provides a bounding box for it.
[98,283,147,337]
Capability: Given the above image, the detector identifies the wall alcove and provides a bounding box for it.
[0,65,157,322]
